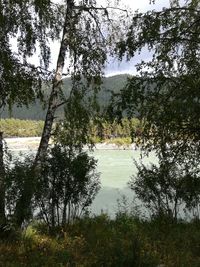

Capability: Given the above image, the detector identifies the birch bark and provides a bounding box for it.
[0,132,6,228]
[35,0,75,164]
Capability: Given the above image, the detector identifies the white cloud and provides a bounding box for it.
[97,0,169,12]
[121,0,169,12]
[104,0,171,76]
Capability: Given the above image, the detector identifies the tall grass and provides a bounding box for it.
[0,213,199,266]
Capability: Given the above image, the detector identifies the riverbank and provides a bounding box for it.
[5,137,137,151]
[5,137,42,151]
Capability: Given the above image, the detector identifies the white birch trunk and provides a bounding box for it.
[0,132,6,227]
[35,0,74,164]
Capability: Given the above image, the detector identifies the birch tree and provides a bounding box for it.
[0,0,61,110]
[0,0,62,229]
[1,0,128,160]
[117,0,200,148]
[35,0,128,163]
[0,0,128,226]
[0,133,6,229]
[115,0,200,218]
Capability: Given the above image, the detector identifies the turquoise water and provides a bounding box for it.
[94,149,136,188]
[91,149,157,215]
[10,144,157,216]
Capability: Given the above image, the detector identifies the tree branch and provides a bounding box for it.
[86,9,106,42]
[74,5,127,14]
[54,100,68,109]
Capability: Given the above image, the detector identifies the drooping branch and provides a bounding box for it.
[74,5,127,13]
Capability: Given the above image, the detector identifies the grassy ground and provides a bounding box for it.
[0,214,200,267]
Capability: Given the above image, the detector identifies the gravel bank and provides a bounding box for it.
[5,137,136,151]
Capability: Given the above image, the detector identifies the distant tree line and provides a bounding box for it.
[0,118,141,142]
[0,119,44,137]
[90,118,141,142]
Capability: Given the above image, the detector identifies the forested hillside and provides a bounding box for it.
[1,74,130,120]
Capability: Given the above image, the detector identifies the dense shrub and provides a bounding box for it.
[35,145,100,227]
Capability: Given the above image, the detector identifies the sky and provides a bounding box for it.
[104,0,169,12]
[32,0,171,76]
[104,0,170,76]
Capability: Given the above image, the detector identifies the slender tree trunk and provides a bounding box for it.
[51,200,55,228]
[0,132,6,229]
[67,201,71,225]
[62,195,69,226]
[40,201,50,228]
[62,201,67,226]
[56,203,60,226]
[35,0,75,164]
[14,1,76,228]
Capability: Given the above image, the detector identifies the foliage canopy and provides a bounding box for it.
[0,0,61,109]
[114,0,200,219]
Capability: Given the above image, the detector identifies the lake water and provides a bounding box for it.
[6,138,157,216]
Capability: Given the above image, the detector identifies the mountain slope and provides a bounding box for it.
[1,74,130,120]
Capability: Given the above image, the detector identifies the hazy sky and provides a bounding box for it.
[104,0,170,76]
[38,1,171,76]
[105,0,169,12]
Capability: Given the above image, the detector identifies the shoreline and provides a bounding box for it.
[5,136,137,151]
